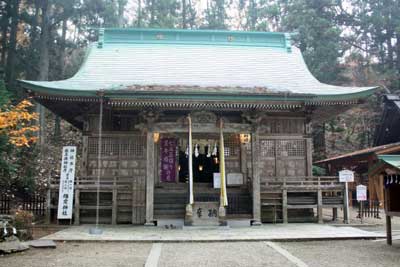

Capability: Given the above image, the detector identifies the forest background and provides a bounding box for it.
[1,0,399,195]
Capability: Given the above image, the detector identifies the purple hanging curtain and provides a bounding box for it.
[160,138,177,182]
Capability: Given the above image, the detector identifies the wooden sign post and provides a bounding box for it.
[339,170,354,224]
[357,185,367,224]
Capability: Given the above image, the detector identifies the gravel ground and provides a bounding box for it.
[1,239,400,267]
[158,242,295,267]
[0,242,151,267]
[280,240,400,267]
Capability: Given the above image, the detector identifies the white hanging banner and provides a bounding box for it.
[57,146,77,219]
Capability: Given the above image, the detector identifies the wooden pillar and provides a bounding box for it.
[378,174,385,207]
[81,136,88,177]
[74,189,80,225]
[306,138,313,176]
[112,177,117,225]
[282,188,288,224]
[251,131,261,225]
[317,189,323,223]
[145,130,155,226]
[386,215,392,245]
[240,142,248,180]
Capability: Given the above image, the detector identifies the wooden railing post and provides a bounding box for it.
[317,188,323,224]
[282,178,288,223]
[387,215,392,245]
[46,188,51,224]
[74,189,80,225]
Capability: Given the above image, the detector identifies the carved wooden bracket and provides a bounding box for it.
[177,111,218,125]
[241,111,265,131]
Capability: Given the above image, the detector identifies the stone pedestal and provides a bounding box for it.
[218,206,228,226]
[184,204,193,226]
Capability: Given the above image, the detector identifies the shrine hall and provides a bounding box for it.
[19,28,377,226]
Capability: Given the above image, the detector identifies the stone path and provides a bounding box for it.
[42,224,384,242]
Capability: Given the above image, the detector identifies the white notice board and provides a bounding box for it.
[57,146,77,219]
[339,170,354,183]
[356,185,367,201]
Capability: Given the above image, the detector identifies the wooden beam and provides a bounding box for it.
[153,122,252,133]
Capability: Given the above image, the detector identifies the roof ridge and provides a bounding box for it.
[100,28,293,51]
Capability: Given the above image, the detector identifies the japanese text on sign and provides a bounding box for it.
[339,169,354,183]
[160,138,177,182]
[57,146,77,219]
[356,185,367,201]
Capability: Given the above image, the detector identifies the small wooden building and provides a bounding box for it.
[19,28,376,226]
[373,155,400,245]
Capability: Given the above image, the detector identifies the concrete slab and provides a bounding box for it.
[26,239,57,248]
[41,224,385,243]
[0,240,29,254]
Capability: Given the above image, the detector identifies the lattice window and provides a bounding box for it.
[224,135,240,157]
[260,140,275,158]
[88,136,146,158]
[276,140,305,157]
[120,136,146,158]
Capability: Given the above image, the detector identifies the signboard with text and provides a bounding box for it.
[160,138,177,182]
[192,202,219,226]
[356,185,367,201]
[57,146,77,219]
[339,170,354,183]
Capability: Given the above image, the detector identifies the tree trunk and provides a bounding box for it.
[118,0,126,27]
[137,0,142,27]
[5,0,19,91]
[53,17,68,141]
[150,0,155,26]
[37,0,50,149]
[1,10,8,68]
[182,0,187,29]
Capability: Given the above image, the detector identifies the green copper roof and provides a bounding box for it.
[378,155,400,170]
[19,28,378,103]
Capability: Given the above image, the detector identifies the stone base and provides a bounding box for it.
[144,221,156,227]
[88,227,103,235]
[251,220,262,226]
[184,204,194,226]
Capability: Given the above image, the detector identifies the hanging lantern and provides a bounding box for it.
[240,133,251,144]
[153,132,160,143]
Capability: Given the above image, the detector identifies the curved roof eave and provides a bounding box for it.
[19,28,379,103]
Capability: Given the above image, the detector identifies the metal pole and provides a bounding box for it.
[90,95,103,235]
[344,181,350,224]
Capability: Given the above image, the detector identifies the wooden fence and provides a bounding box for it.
[0,195,10,214]
[0,194,46,217]
[354,200,381,219]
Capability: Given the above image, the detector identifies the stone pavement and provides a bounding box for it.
[42,224,384,242]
